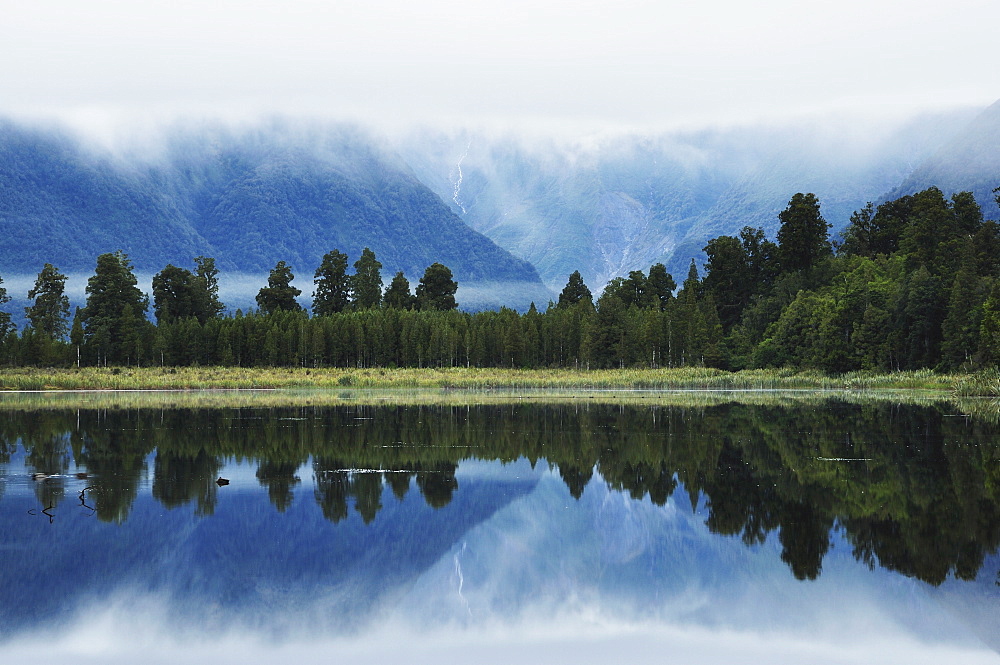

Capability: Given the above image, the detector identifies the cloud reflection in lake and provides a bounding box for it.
[2,472,997,665]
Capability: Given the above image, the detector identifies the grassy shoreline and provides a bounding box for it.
[0,365,984,393]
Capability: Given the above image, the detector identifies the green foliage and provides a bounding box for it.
[312,250,351,316]
[152,260,224,325]
[703,234,750,331]
[256,261,303,315]
[978,280,1000,366]
[383,271,415,310]
[777,193,831,273]
[25,263,70,339]
[83,251,151,366]
[415,263,458,311]
[194,256,225,320]
[557,270,593,308]
[350,247,383,310]
[646,263,676,310]
[0,274,12,341]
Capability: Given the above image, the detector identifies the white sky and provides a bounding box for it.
[1,0,998,132]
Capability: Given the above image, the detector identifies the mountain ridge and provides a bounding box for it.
[0,120,546,308]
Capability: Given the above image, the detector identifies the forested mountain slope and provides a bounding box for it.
[0,121,547,305]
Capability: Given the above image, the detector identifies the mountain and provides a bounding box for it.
[0,120,549,310]
[2,105,995,313]
[886,99,1000,212]
[399,109,979,289]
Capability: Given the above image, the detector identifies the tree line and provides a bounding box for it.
[1,185,999,371]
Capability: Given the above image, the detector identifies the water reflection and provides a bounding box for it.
[1,396,999,662]
[5,400,1000,586]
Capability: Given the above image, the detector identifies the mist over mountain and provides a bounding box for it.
[0,119,548,310]
[398,109,981,289]
[2,105,997,312]
[887,99,1000,210]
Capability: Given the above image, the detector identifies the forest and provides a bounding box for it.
[2,185,999,373]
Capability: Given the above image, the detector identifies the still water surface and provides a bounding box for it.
[1,391,999,664]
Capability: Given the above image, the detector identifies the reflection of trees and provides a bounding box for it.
[78,420,150,524]
[26,433,72,510]
[352,472,383,524]
[558,464,593,500]
[386,471,414,500]
[7,399,1000,584]
[256,460,302,513]
[313,460,350,523]
[153,450,223,516]
[415,463,458,509]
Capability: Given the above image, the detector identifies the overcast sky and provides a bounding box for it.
[2,0,997,132]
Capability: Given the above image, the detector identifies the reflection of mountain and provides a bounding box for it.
[2,397,1000,607]
[0,462,540,635]
[930,555,1000,655]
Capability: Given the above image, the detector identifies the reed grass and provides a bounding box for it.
[0,365,960,393]
[952,369,1000,398]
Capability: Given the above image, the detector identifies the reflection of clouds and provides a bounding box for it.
[596,491,649,564]
[3,468,997,664]
[389,473,996,660]
[4,601,997,665]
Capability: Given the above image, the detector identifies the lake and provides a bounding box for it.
[1,390,999,664]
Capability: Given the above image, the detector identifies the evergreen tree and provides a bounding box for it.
[70,307,84,367]
[83,251,149,365]
[972,221,1000,277]
[557,270,593,308]
[777,193,831,273]
[623,270,648,308]
[25,263,69,339]
[256,261,303,314]
[153,259,224,324]
[839,202,878,257]
[585,290,627,368]
[350,247,383,310]
[899,187,963,275]
[940,252,985,370]
[601,277,628,304]
[893,266,945,369]
[384,271,415,309]
[312,250,351,316]
[152,264,198,323]
[193,256,225,321]
[675,260,708,366]
[0,274,11,340]
[415,263,458,311]
[868,195,914,256]
[703,235,750,330]
[951,191,983,235]
[978,279,1000,366]
[646,263,675,311]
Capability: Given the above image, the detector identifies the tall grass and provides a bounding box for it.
[0,365,960,392]
[952,369,1000,397]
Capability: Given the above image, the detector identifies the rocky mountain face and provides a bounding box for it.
[398,109,980,289]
